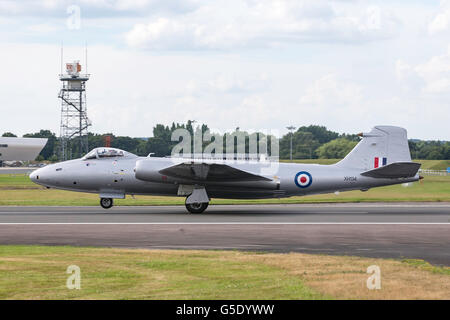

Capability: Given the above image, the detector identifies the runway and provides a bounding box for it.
[0,203,449,265]
[0,203,449,223]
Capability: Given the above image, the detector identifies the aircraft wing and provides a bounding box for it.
[159,162,272,182]
[360,162,421,179]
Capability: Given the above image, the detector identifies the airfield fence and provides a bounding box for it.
[418,169,449,176]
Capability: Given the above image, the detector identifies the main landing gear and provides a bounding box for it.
[100,198,113,209]
[184,187,210,213]
[185,200,209,214]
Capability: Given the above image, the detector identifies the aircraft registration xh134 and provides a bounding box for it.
[30,126,422,213]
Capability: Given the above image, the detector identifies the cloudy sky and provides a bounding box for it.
[0,0,449,140]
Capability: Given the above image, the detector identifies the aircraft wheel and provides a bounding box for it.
[185,201,209,214]
[100,198,113,209]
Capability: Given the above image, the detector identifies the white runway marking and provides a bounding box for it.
[0,211,371,215]
[0,222,448,225]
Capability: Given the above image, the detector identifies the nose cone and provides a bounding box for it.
[29,168,43,184]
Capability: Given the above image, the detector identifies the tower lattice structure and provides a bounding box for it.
[58,61,91,160]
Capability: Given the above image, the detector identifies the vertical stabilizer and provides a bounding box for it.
[336,126,412,170]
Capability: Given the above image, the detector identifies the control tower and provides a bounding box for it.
[58,61,91,160]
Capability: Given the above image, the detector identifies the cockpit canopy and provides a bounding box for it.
[82,147,137,160]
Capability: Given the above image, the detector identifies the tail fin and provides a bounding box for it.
[336,126,413,170]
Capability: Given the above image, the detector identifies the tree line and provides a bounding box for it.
[2,122,449,161]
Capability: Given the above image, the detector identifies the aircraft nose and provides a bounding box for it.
[29,168,43,184]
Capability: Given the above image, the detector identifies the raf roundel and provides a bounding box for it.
[294,171,312,188]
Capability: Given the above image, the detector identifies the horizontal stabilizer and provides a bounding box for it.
[361,162,421,179]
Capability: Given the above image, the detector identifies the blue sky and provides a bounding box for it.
[0,0,449,140]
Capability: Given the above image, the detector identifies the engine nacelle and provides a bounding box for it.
[134,159,177,183]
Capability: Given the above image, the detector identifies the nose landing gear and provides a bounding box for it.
[100,198,113,209]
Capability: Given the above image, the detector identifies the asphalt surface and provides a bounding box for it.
[0,203,449,223]
[0,167,35,174]
[0,203,449,265]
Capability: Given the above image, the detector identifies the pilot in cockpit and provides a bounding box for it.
[82,147,136,160]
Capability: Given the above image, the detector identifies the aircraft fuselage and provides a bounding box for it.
[30,155,419,200]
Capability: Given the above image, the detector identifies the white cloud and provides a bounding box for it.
[294,74,371,132]
[0,0,199,17]
[204,73,269,94]
[395,59,413,81]
[236,95,276,127]
[395,59,424,93]
[299,74,362,107]
[428,0,450,34]
[294,72,448,140]
[27,23,59,33]
[176,73,269,99]
[397,45,450,94]
[173,93,278,130]
[125,0,400,50]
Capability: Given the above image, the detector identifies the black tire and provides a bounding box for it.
[100,198,113,209]
[185,201,209,214]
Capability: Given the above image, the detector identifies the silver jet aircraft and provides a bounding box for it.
[30,126,422,213]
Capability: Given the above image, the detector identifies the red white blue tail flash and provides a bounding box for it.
[374,157,387,168]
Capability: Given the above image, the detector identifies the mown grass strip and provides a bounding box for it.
[0,245,449,300]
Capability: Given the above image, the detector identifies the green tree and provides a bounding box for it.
[280,131,320,159]
[2,132,17,137]
[279,125,349,159]
[48,155,59,163]
[297,125,339,144]
[145,137,172,157]
[23,130,57,160]
[317,138,358,159]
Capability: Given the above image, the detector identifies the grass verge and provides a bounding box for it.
[401,259,450,276]
[0,245,448,300]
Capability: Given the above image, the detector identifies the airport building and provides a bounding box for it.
[0,137,47,163]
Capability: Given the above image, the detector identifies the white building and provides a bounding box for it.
[0,137,48,162]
